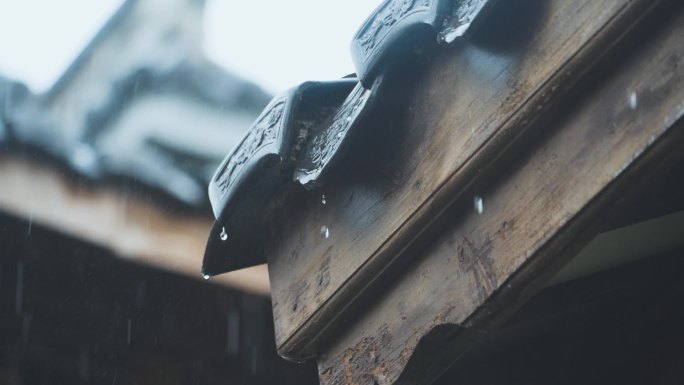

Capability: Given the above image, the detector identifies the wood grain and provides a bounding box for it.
[267,0,662,358]
[316,2,684,383]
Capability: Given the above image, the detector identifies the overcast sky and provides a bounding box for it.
[0,0,380,94]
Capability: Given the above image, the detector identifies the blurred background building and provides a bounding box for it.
[0,0,274,293]
[0,0,343,383]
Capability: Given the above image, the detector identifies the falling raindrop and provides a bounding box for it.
[126,318,132,345]
[15,261,23,315]
[321,195,327,205]
[220,227,228,241]
[135,282,146,309]
[629,91,638,110]
[22,313,32,343]
[27,209,33,237]
[474,196,484,215]
[227,309,240,355]
[320,225,330,239]
[78,345,90,380]
[251,346,259,375]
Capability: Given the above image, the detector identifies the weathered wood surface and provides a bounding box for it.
[433,247,684,385]
[0,155,270,295]
[267,0,664,358]
[315,1,684,383]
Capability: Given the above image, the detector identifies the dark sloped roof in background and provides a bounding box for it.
[0,0,272,211]
[1,64,270,210]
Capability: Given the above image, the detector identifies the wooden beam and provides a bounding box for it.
[314,1,684,383]
[244,0,684,382]
[267,0,666,358]
[0,154,269,295]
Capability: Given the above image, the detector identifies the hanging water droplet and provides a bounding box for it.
[629,91,638,110]
[202,274,210,280]
[220,227,228,241]
[320,225,330,239]
[321,195,327,205]
[474,196,484,214]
